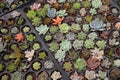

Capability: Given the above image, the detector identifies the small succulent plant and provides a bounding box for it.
[87,58,100,70]
[32,61,41,70]
[55,49,66,62]
[32,42,40,50]
[68,51,78,60]
[96,40,106,49]
[59,23,70,33]
[63,61,73,72]
[73,39,84,50]
[23,26,30,33]
[27,10,37,19]
[90,18,106,31]
[77,32,86,40]
[37,8,47,18]
[47,8,57,18]
[0,63,4,72]
[82,0,91,8]
[84,39,95,49]
[92,0,102,8]
[17,18,25,25]
[1,74,9,80]
[82,24,90,32]
[97,70,108,80]
[32,17,41,27]
[74,58,86,71]
[66,32,76,41]
[57,10,68,17]
[70,71,84,80]
[20,42,29,50]
[12,71,23,80]
[72,2,81,10]
[7,63,17,72]
[44,34,52,42]
[89,8,97,15]
[38,71,48,80]
[60,40,72,51]
[26,33,36,42]
[44,60,54,69]
[85,70,96,80]
[51,71,61,80]
[49,26,59,34]
[114,59,120,67]
[35,24,49,35]
[88,32,98,40]
[3,54,10,61]
[11,27,19,34]
[109,39,119,46]
[26,75,33,80]
[38,51,47,60]
[49,42,59,52]
[71,23,81,32]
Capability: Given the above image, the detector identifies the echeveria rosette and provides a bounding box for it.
[57,10,68,17]
[85,70,96,80]
[32,61,41,70]
[82,24,90,32]
[84,39,95,49]
[77,32,86,40]
[71,23,81,32]
[47,8,57,18]
[89,8,97,15]
[59,23,70,33]
[114,59,120,67]
[66,32,76,41]
[35,24,49,35]
[26,34,36,42]
[32,43,40,50]
[92,0,102,8]
[90,18,106,31]
[12,71,23,80]
[96,70,108,80]
[88,32,98,40]
[49,42,59,52]
[87,58,100,70]
[96,40,106,49]
[72,39,84,50]
[55,49,66,62]
[72,2,81,10]
[63,61,73,72]
[60,40,72,52]
[74,58,86,71]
